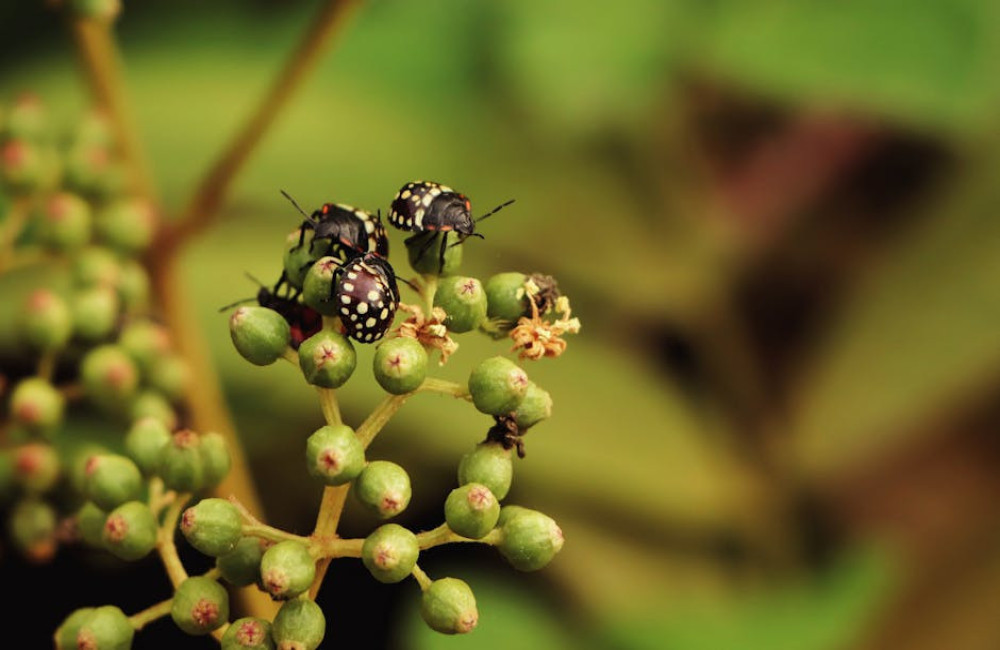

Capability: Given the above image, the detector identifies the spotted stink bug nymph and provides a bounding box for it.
[337,253,400,343]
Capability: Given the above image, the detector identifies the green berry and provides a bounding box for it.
[147,354,188,400]
[180,497,242,557]
[70,0,122,21]
[305,424,364,486]
[19,289,72,352]
[13,442,61,493]
[445,483,500,540]
[81,345,139,411]
[420,577,478,635]
[171,576,229,636]
[102,500,157,561]
[514,382,552,430]
[372,337,428,394]
[355,460,412,519]
[222,617,274,650]
[260,540,315,600]
[298,329,356,388]
[118,259,151,313]
[9,498,57,562]
[36,192,91,252]
[217,536,266,587]
[272,599,326,650]
[129,390,178,429]
[407,230,462,276]
[200,432,232,489]
[484,272,529,322]
[74,605,134,650]
[361,523,419,584]
[496,507,564,571]
[76,501,107,548]
[467,356,529,415]
[9,378,64,435]
[302,256,342,316]
[64,143,124,199]
[434,276,487,333]
[72,286,121,342]
[1,139,47,192]
[157,429,205,493]
[229,306,291,366]
[282,228,325,290]
[95,197,158,255]
[84,454,142,510]
[54,607,95,650]
[73,110,114,148]
[73,246,121,289]
[458,442,513,500]
[124,416,171,475]
[118,320,171,373]
[4,94,47,142]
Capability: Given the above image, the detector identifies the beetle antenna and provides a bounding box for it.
[280,189,311,220]
[450,232,484,248]
[217,297,256,312]
[475,198,515,224]
[243,272,266,287]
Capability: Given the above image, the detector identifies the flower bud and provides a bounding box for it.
[467,356,529,415]
[180,498,242,557]
[1,138,47,192]
[19,289,72,352]
[9,378,64,436]
[72,286,121,342]
[73,605,134,650]
[76,501,107,548]
[420,577,478,635]
[222,617,274,650]
[147,354,188,400]
[118,258,151,313]
[9,497,57,562]
[171,576,229,636]
[124,417,171,475]
[484,272,528,322]
[302,256,341,316]
[434,276,487,333]
[260,540,315,600]
[271,599,326,650]
[282,228,326,289]
[36,192,91,252]
[4,94,47,142]
[217,536,266,587]
[354,460,411,519]
[13,442,61,493]
[64,143,124,199]
[119,320,171,373]
[361,523,419,584]
[130,390,178,429]
[84,454,142,510]
[81,345,139,411]
[229,306,291,366]
[102,500,157,561]
[457,442,513,500]
[305,424,364,486]
[496,507,564,571]
[514,382,552,430]
[445,483,500,540]
[72,110,113,148]
[73,246,121,289]
[372,337,428,395]
[298,329,356,388]
[200,432,232,489]
[95,197,158,255]
[157,430,205,493]
[406,230,462,276]
[54,607,95,650]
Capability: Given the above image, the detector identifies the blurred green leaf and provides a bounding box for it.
[792,155,1000,476]
[694,0,1000,133]
[601,547,892,650]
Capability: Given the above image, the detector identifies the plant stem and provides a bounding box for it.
[161,0,361,252]
[157,494,190,588]
[356,394,409,448]
[411,564,432,591]
[36,352,57,382]
[68,16,156,200]
[316,387,342,426]
[415,523,499,549]
[417,377,471,400]
[313,536,363,559]
[230,495,311,544]
[421,275,438,316]
[127,597,173,631]
[308,484,350,600]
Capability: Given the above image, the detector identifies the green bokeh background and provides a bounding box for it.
[2,0,1000,648]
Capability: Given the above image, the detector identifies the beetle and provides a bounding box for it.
[335,252,401,343]
[387,181,513,271]
[282,190,389,260]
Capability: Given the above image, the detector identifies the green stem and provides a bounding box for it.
[421,275,438,316]
[355,394,409,449]
[313,536,363,559]
[127,597,173,631]
[316,387,342,426]
[36,352,57,382]
[416,523,499,549]
[416,377,471,400]
[411,564,432,591]
[157,494,190,588]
